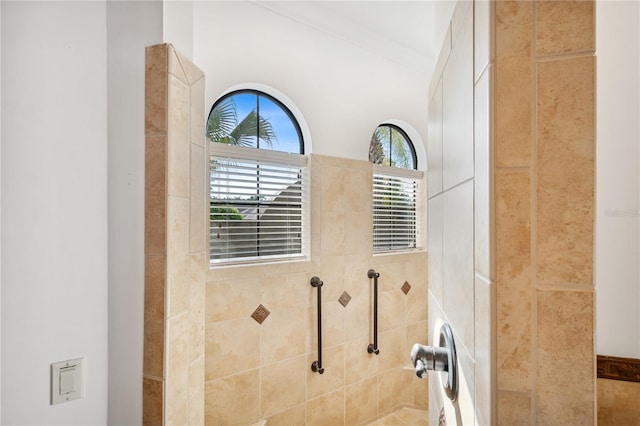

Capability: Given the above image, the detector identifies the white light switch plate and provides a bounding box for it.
[51,358,83,405]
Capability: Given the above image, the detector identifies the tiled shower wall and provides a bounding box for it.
[494,2,596,423]
[204,154,429,425]
[144,44,207,425]
[426,1,493,425]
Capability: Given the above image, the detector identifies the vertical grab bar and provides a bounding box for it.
[367,269,380,355]
[310,276,325,374]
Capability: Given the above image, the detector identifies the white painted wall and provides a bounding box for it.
[106,2,162,424]
[1,1,109,424]
[193,1,429,166]
[595,0,640,358]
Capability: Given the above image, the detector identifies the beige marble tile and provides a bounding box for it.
[306,389,345,426]
[188,357,204,426]
[205,277,260,323]
[345,377,378,425]
[378,326,408,372]
[261,307,308,365]
[188,254,205,364]
[427,195,443,306]
[345,210,372,256]
[497,390,531,425]
[536,56,595,285]
[535,0,594,56]
[190,77,205,148]
[474,65,492,279]
[145,44,167,134]
[393,407,429,425]
[442,181,474,354]
[320,210,346,256]
[306,344,344,399]
[406,278,427,324]
[167,45,188,85]
[344,294,369,342]
[145,134,166,256]
[174,46,205,85]
[377,367,412,415]
[495,170,531,391]
[143,376,163,426]
[344,167,371,214]
[205,370,259,426]
[261,356,306,418]
[144,255,165,378]
[536,289,595,425]
[167,196,189,316]
[427,80,443,197]
[344,337,378,385]
[265,403,306,426]
[495,1,532,58]
[205,317,259,381]
[442,0,474,190]
[167,74,190,198]
[412,374,429,410]
[320,166,345,212]
[309,300,343,351]
[597,379,640,426]
[189,144,206,254]
[260,271,311,311]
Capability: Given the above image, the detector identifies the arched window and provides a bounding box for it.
[369,124,423,253]
[208,89,308,264]
[369,124,417,169]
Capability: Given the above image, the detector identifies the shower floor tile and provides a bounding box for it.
[366,407,428,425]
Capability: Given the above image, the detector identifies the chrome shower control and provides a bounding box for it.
[410,323,458,402]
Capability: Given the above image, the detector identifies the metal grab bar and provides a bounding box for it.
[310,276,325,374]
[367,269,380,355]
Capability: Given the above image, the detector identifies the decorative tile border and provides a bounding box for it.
[597,355,640,383]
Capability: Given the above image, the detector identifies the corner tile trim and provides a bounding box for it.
[597,355,640,383]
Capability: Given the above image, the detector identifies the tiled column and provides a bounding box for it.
[494,1,596,424]
[144,43,207,425]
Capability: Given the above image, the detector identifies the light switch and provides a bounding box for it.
[51,358,83,405]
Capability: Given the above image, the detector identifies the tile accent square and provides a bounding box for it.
[339,291,352,307]
[251,304,270,324]
[401,281,412,295]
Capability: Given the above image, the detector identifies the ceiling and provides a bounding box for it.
[254,1,447,75]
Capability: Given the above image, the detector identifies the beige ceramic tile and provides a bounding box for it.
[205,317,259,381]
[497,390,531,425]
[535,0,594,56]
[167,196,189,316]
[344,337,378,385]
[191,77,205,148]
[345,377,378,426]
[378,326,408,372]
[306,389,345,426]
[166,312,189,424]
[377,367,412,415]
[144,255,165,378]
[427,80,443,198]
[205,277,260,323]
[145,134,166,255]
[442,181,474,353]
[189,144,205,254]
[167,74,190,198]
[143,376,163,426]
[261,307,309,365]
[307,344,344,399]
[474,0,491,82]
[261,356,306,418]
[427,195,443,306]
[205,370,259,426]
[536,56,595,285]
[188,357,204,426]
[536,289,594,425]
[265,403,306,426]
[597,379,640,426]
[442,0,474,190]
[474,66,492,279]
[145,44,167,134]
[378,290,407,333]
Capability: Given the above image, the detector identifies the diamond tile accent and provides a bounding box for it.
[401,281,412,295]
[251,304,270,324]
[338,291,352,307]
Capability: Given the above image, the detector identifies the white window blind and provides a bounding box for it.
[372,165,423,253]
[210,143,309,264]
